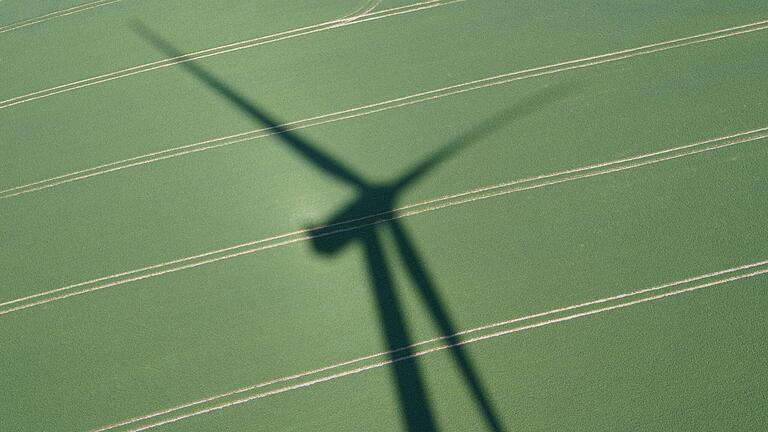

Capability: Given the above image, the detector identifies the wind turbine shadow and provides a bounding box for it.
[135,22,577,431]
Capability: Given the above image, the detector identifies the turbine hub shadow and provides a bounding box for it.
[310,184,397,255]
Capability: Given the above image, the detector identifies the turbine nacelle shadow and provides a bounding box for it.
[310,183,399,254]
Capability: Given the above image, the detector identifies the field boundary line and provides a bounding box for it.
[0,0,460,110]
[2,16,767,200]
[0,0,123,34]
[2,127,765,317]
[89,259,768,431]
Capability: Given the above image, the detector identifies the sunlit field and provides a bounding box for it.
[2,1,767,430]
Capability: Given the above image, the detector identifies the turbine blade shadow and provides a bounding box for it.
[362,228,439,432]
[393,81,580,191]
[389,218,506,432]
[133,22,368,188]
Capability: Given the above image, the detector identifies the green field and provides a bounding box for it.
[2,1,767,431]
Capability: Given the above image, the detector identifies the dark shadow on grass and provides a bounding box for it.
[135,22,578,432]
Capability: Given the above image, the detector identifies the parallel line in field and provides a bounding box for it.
[90,260,768,431]
[0,0,123,34]
[0,0,461,110]
[2,17,767,201]
[2,127,765,317]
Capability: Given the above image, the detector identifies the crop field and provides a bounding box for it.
[1,1,767,431]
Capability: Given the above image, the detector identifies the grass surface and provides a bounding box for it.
[1,1,767,431]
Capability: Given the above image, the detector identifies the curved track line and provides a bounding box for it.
[2,127,765,316]
[340,0,383,23]
[1,16,767,201]
[0,0,123,34]
[91,261,768,431]
[0,0,460,110]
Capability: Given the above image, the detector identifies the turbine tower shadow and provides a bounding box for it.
[136,22,576,431]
